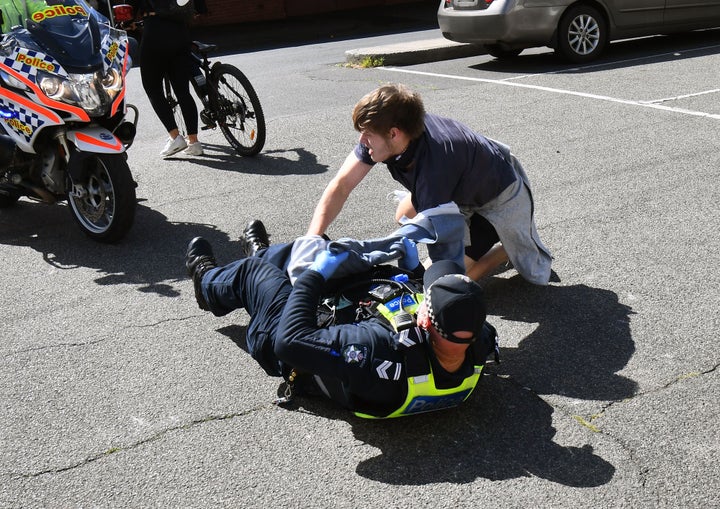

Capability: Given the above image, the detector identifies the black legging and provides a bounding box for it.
[139,16,198,136]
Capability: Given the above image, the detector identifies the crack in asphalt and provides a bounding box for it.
[9,362,718,480]
[492,361,719,489]
[3,315,204,358]
[584,361,719,425]
[3,338,109,358]
[10,405,267,480]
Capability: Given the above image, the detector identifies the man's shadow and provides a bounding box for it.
[218,271,634,487]
[347,374,615,487]
[482,274,637,401]
[168,147,330,176]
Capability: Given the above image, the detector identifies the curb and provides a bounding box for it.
[345,37,486,66]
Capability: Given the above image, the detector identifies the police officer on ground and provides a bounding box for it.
[184,220,498,418]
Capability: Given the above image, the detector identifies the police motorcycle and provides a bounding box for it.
[0,0,138,243]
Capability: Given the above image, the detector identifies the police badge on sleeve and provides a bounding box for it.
[342,344,368,366]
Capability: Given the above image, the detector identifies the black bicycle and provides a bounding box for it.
[164,41,266,156]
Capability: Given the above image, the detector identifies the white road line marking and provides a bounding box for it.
[382,67,720,120]
[640,88,720,104]
[501,42,720,81]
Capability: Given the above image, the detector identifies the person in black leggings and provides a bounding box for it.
[138,0,206,157]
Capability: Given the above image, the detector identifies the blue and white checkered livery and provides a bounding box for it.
[1,48,68,83]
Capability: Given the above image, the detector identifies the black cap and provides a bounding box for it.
[423,260,486,344]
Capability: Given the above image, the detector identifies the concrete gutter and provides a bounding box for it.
[345,37,486,66]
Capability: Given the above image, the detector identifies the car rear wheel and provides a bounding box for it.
[484,44,523,59]
[556,5,608,63]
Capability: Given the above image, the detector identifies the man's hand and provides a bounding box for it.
[309,249,349,280]
[398,237,419,271]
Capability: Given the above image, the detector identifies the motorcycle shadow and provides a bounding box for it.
[0,199,242,297]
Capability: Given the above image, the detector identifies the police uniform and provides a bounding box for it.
[198,241,497,418]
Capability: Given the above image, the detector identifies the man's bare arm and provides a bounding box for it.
[306,152,372,236]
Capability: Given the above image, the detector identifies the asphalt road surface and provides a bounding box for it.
[1,5,719,507]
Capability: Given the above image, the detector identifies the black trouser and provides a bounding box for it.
[139,16,198,135]
[200,243,295,377]
[465,213,500,260]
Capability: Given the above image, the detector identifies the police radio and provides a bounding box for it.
[369,280,422,333]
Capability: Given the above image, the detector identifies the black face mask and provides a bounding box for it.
[384,137,418,169]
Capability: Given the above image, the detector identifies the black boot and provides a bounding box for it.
[239,219,270,257]
[185,237,217,311]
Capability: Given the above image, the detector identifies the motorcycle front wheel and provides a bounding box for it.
[67,154,136,243]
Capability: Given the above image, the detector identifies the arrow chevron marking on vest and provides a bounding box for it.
[377,360,401,380]
[398,327,423,348]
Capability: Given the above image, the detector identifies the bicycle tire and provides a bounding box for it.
[208,63,266,156]
[163,76,187,137]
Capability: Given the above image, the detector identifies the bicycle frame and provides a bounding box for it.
[189,46,212,102]
[164,40,266,156]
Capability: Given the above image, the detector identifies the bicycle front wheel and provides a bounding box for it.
[209,63,266,156]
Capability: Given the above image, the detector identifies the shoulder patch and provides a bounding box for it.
[342,344,368,366]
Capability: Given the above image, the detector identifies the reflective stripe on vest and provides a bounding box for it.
[354,363,483,419]
[375,293,423,321]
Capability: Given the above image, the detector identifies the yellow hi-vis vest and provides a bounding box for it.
[354,353,484,419]
[353,287,483,419]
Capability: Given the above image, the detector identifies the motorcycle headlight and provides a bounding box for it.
[39,74,66,99]
[37,71,111,116]
[39,72,81,103]
[101,67,123,98]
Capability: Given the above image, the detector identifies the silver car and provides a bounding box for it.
[438,0,720,62]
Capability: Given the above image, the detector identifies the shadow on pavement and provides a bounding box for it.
[484,275,637,401]
[0,145,329,284]
[169,147,330,176]
[273,375,615,487]
[216,271,633,487]
[0,201,247,295]
[191,1,439,55]
[470,28,720,74]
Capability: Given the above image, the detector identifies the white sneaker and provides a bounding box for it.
[160,136,187,158]
[184,141,204,156]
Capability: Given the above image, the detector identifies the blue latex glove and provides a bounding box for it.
[398,237,419,271]
[309,249,350,280]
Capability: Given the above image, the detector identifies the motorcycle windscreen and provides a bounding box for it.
[25,1,108,73]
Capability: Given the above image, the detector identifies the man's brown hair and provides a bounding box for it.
[352,83,425,139]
